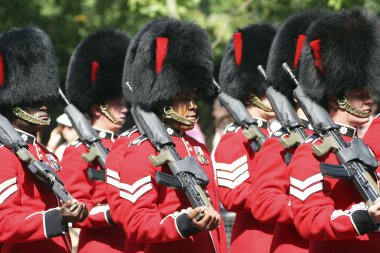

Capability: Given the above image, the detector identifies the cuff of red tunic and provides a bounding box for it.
[350,209,377,235]
[175,213,201,238]
[105,209,116,226]
[44,208,67,238]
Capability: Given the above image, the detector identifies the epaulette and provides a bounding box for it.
[118,126,138,138]
[69,138,82,147]
[128,134,148,147]
[270,127,288,138]
[303,133,321,144]
[224,122,241,134]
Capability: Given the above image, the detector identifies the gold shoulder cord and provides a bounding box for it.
[337,97,371,118]
[250,95,273,112]
[100,104,123,125]
[12,107,51,126]
[163,106,198,126]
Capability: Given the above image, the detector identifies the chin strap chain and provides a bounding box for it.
[250,94,273,112]
[12,107,51,126]
[337,97,371,118]
[162,106,198,127]
[100,104,124,125]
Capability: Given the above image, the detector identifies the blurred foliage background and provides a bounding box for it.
[1,0,379,146]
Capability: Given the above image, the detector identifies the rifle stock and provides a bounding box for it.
[214,80,267,151]
[257,65,308,148]
[131,106,212,221]
[59,89,108,181]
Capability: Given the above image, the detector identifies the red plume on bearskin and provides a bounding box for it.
[299,8,380,105]
[66,29,131,113]
[219,24,277,101]
[122,18,214,110]
[265,9,330,103]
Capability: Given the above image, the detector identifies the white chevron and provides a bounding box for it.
[107,169,120,180]
[0,184,18,204]
[289,183,323,201]
[0,177,16,192]
[120,184,152,203]
[106,177,120,188]
[216,163,249,181]
[214,155,248,172]
[217,171,249,189]
[290,173,323,190]
[119,176,151,193]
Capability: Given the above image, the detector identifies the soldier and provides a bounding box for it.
[0,27,87,253]
[250,10,329,253]
[60,30,130,253]
[105,18,228,253]
[288,8,380,252]
[211,24,277,253]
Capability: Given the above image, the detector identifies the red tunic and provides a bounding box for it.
[289,125,380,253]
[363,116,380,158]
[60,127,131,253]
[106,126,228,253]
[0,129,70,253]
[250,126,313,253]
[212,120,275,253]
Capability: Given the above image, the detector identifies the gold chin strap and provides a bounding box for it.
[100,104,124,125]
[12,107,51,126]
[162,106,198,126]
[250,95,273,112]
[337,97,371,118]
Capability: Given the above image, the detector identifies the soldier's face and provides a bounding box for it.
[107,97,128,125]
[170,89,198,131]
[343,88,374,127]
[13,100,50,134]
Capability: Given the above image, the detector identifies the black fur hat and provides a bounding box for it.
[267,9,330,101]
[122,18,214,110]
[0,27,59,109]
[219,24,277,101]
[299,8,380,104]
[66,29,131,113]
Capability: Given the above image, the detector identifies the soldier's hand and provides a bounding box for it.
[368,199,380,223]
[60,200,88,223]
[188,206,220,231]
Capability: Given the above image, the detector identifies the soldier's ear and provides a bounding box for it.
[89,104,102,118]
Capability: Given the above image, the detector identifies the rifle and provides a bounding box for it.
[0,114,75,204]
[131,105,212,221]
[214,80,267,152]
[59,89,108,181]
[282,62,380,204]
[257,65,308,149]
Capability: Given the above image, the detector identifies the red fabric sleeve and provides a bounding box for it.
[289,143,361,240]
[0,148,63,242]
[106,143,187,243]
[250,137,294,223]
[212,131,253,212]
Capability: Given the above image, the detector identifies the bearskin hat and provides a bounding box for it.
[219,24,277,101]
[299,8,380,104]
[122,18,214,110]
[66,29,131,113]
[266,9,330,101]
[0,27,59,109]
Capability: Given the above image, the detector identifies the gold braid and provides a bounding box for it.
[100,104,123,125]
[250,95,273,112]
[12,107,51,126]
[337,97,371,118]
[162,106,198,126]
